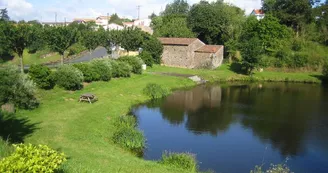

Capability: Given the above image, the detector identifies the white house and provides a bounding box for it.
[250,9,265,20]
[133,19,151,27]
[96,16,111,29]
[107,23,124,30]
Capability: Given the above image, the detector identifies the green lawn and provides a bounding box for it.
[148,64,322,83]
[2,65,324,173]
[1,50,62,66]
[16,73,195,173]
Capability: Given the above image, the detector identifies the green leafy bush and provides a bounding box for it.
[73,63,98,82]
[28,64,55,89]
[142,36,163,64]
[143,83,169,100]
[90,59,112,81]
[68,42,86,56]
[110,60,132,78]
[0,144,66,173]
[289,53,309,68]
[53,65,83,90]
[0,66,39,109]
[118,56,143,74]
[160,152,197,172]
[112,126,145,154]
[140,51,153,67]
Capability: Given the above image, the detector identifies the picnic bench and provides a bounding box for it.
[79,93,98,104]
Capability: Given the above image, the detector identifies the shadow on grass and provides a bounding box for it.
[0,112,39,143]
[310,74,327,83]
[0,53,14,63]
[228,62,246,75]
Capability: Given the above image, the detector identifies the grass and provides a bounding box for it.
[0,64,323,172]
[148,64,322,83]
[160,152,198,173]
[0,138,13,159]
[12,73,195,173]
[1,50,62,66]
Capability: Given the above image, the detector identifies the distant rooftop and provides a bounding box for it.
[252,9,264,15]
[195,45,223,53]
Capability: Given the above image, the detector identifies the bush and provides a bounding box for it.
[73,63,98,82]
[28,64,55,89]
[112,126,145,154]
[90,59,112,81]
[160,152,197,172]
[289,53,309,68]
[113,115,136,129]
[53,65,83,90]
[142,36,163,64]
[118,56,143,74]
[140,51,153,67]
[110,60,132,78]
[143,83,169,100]
[68,42,86,56]
[0,144,66,173]
[0,66,39,109]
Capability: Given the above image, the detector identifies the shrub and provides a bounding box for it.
[142,36,163,64]
[28,64,55,89]
[73,63,99,82]
[68,42,86,56]
[118,56,143,74]
[0,66,39,109]
[110,60,132,78]
[0,144,66,173]
[140,51,153,67]
[113,115,136,129]
[90,59,112,81]
[53,65,83,90]
[289,53,309,68]
[112,126,145,153]
[160,152,197,172]
[143,83,169,100]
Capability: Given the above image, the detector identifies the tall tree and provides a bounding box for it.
[82,29,101,54]
[0,8,9,21]
[45,26,78,65]
[161,0,190,16]
[121,27,143,52]
[153,15,195,38]
[187,1,245,45]
[262,0,313,36]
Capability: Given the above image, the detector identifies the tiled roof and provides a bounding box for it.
[97,16,111,20]
[195,45,223,53]
[253,9,264,15]
[158,38,199,45]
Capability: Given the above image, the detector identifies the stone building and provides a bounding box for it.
[159,38,224,69]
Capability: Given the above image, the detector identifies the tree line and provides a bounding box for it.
[151,0,328,74]
[0,9,163,73]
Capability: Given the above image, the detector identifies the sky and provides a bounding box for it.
[0,0,270,22]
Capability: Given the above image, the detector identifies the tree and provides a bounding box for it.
[2,23,33,73]
[45,26,78,65]
[121,27,143,52]
[142,35,163,64]
[187,1,245,45]
[262,0,313,36]
[27,22,46,53]
[161,0,190,16]
[153,15,195,38]
[149,12,157,20]
[240,37,264,74]
[82,29,101,54]
[0,8,9,21]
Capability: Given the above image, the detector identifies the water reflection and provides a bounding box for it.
[135,83,328,173]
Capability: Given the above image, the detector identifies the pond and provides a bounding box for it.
[132,83,328,173]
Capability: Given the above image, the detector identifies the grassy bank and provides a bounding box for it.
[1,50,62,66]
[1,64,323,172]
[148,64,322,83]
[13,73,194,173]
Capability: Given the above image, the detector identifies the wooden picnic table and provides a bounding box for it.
[79,93,98,104]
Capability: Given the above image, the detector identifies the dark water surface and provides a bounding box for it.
[132,83,328,173]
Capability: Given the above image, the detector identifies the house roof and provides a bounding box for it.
[73,18,95,22]
[97,16,111,20]
[195,45,223,53]
[158,38,199,46]
[252,9,264,15]
[122,22,134,26]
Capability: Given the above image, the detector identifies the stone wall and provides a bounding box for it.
[161,40,205,68]
[193,47,224,69]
